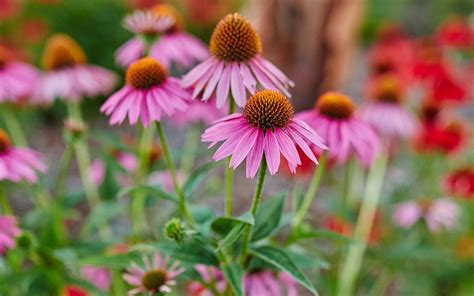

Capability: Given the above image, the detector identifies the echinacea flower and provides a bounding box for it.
[244,271,297,296]
[444,167,474,200]
[149,4,209,69]
[0,129,46,183]
[182,13,294,108]
[81,266,111,291]
[187,265,226,296]
[123,253,185,295]
[100,57,191,127]
[296,92,380,167]
[0,46,39,103]
[202,90,326,178]
[35,34,117,103]
[0,215,20,255]
[392,198,460,232]
[115,10,175,68]
[360,75,418,140]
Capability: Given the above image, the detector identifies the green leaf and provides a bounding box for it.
[80,252,141,269]
[134,241,219,266]
[251,193,285,241]
[117,185,177,203]
[217,223,247,251]
[221,263,243,296]
[250,246,318,295]
[211,212,254,236]
[183,162,221,198]
[291,230,351,243]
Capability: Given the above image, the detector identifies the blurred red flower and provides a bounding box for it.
[0,0,21,21]
[63,285,88,296]
[445,167,474,200]
[414,120,467,155]
[323,214,382,245]
[20,18,49,43]
[436,17,474,49]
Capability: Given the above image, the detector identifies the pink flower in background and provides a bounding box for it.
[0,215,20,255]
[202,90,326,178]
[393,198,460,232]
[149,4,208,70]
[182,13,294,108]
[115,10,175,68]
[169,99,224,127]
[0,129,47,183]
[360,75,417,140]
[297,92,380,167]
[89,159,105,186]
[123,253,185,295]
[187,265,226,296]
[35,34,116,104]
[101,57,191,127]
[244,271,297,296]
[81,266,111,291]
[148,170,186,192]
[0,46,39,103]
[116,152,138,173]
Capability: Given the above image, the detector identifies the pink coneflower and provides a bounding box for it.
[0,129,46,183]
[202,90,326,178]
[35,34,116,104]
[187,265,226,296]
[149,4,208,69]
[0,46,39,103]
[101,57,191,127]
[169,99,224,127]
[123,253,185,295]
[360,75,417,140]
[115,10,174,68]
[393,198,460,232]
[81,266,111,291]
[296,92,380,167]
[89,159,105,186]
[244,271,297,296]
[0,215,20,255]
[182,13,294,108]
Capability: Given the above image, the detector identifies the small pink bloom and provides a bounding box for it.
[202,90,327,178]
[0,46,39,103]
[297,92,380,167]
[81,266,111,291]
[115,37,146,68]
[244,271,298,296]
[117,152,139,173]
[187,264,226,296]
[148,170,186,192]
[0,129,47,184]
[89,159,105,186]
[35,34,116,104]
[101,57,191,127]
[123,253,185,295]
[393,198,460,233]
[0,215,21,255]
[123,10,174,35]
[182,13,293,108]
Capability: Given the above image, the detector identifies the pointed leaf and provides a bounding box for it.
[183,162,221,198]
[211,212,254,236]
[221,263,243,296]
[134,242,219,266]
[251,192,285,241]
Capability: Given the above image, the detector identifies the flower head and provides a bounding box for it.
[444,167,474,200]
[0,215,21,255]
[182,13,293,108]
[36,34,116,103]
[0,129,47,183]
[81,266,111,291]
[436,16,474,49]
[149,4,209,69]
[101,57,191,127]
[393,198,460,232]
[123,10,174,35]
[360,76,417,140]
[123,253,184,295]
[297,92,380,167]
[0,45,39,104]
[202,90,326,178]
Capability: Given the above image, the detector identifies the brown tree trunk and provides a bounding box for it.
[245,0,364,110]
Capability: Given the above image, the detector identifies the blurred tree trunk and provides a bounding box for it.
[245,0,364,110]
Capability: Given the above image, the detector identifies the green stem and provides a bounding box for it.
[180,124,201,175]
[292,153,326,230]
[55,140,75,200]
[240,159,267,264]
[2,105,27,146]
[337,153,388,296]
[224,100,235,216]
[131,126,154,234]
[0,185,12,214]
[156,122,195,226]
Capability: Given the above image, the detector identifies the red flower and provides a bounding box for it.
[414,120,467,155]
[63,285,88,296]
[436,17,474,49]
[323,215,382,245]
[20,18,49,43]
[445,167,474,200]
